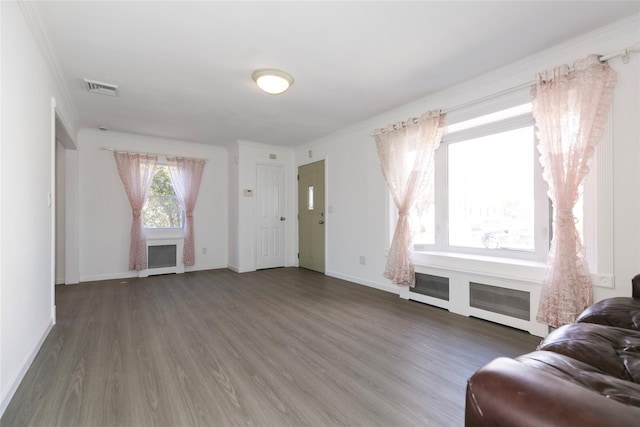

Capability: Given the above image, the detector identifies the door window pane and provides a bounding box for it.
[308,185,314,210]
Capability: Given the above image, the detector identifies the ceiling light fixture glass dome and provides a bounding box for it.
[252,69,294,95]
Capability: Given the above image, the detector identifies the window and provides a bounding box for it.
[448,126,535,251]
[143,165,183,228]
[385,98,611,286]
[398,103,551,261]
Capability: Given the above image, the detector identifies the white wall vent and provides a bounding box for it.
[469,282,530,321]
[411,273,450,301]
[83,78,118,97]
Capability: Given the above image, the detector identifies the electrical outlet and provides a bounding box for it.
[359,256,366,265]
[202,247,208,255]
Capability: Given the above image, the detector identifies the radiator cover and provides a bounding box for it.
[148,244,177,269]
[469,282,530,321]
[411,273,450,301]
[140,237,185,277]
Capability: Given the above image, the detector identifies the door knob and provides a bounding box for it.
[280,217,286,221]
[319,220,325,224]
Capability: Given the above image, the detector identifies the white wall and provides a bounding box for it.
[295,16,640,316]
[63,148,80,284]
[227,142,240,270]
[55,140,66,284]
[227,140,296,272]
[0,1,78,416]
[295,136,394,293]
[76,129,228,282]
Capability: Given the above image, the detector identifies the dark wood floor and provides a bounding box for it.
[2,268,540,426]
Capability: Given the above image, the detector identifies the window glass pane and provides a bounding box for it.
[143,195,183,228]
[573,193,584,243]
[143,166,183,228]
[150,165,175,196]
[413,181,435,245]
[405,150,435,246]
[308,185,314,210]
[448,126,534,251]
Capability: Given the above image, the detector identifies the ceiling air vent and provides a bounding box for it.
[83,78,118,97]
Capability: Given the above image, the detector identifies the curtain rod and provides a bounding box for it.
[443,41,639,115]
[373,41,639,133]
[599,41,640,63]
[99,147,208,162]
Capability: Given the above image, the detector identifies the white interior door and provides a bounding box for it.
[256,164,286,269]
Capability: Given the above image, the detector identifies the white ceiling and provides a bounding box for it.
[35,1,639,147]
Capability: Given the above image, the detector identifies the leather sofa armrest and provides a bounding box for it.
[465,357,640,427]
[632,274,640,298]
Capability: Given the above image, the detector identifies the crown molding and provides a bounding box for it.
[236,139,295,153]
[80,128,228,153]
[18,0,81,134]
[300,13,640,150]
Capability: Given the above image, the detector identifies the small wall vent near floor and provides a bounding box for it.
[469,282,530,321]
[411,273,450,301]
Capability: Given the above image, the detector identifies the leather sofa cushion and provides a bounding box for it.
[465,353,640,426]
[517,351,640,407]
[576,297,640,330]
[538,323,640,383]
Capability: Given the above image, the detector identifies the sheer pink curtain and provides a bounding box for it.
[114,152,158,271]
[374,110,445,286]
[533,55,617,327]
[166,157,206,266]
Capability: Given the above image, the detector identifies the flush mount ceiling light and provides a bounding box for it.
[252,69,294,95]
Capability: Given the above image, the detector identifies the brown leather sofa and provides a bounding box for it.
[465,276,640,427]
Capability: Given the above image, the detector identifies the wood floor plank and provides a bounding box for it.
[2,268,541,426]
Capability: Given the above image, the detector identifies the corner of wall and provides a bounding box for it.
[0,319,53,417]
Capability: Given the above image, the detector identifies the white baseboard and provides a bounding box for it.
[227,264,255,273]
[185,263,228,273]
[325,271,399,295]
[1,318,54,417]
[80,264,230,283]
[80,271,139,283]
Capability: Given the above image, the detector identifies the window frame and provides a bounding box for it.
[385,101,611,285]
[142,163,185,231]
[438,110,549,262]
[388,104,551,263]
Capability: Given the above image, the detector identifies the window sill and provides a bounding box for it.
[144,228,185,240]
[407,250,613,289]
[411,250,547,284]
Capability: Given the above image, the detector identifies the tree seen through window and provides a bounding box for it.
[143,165,183,228]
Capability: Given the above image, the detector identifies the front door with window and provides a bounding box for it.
[298,160,325,273]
